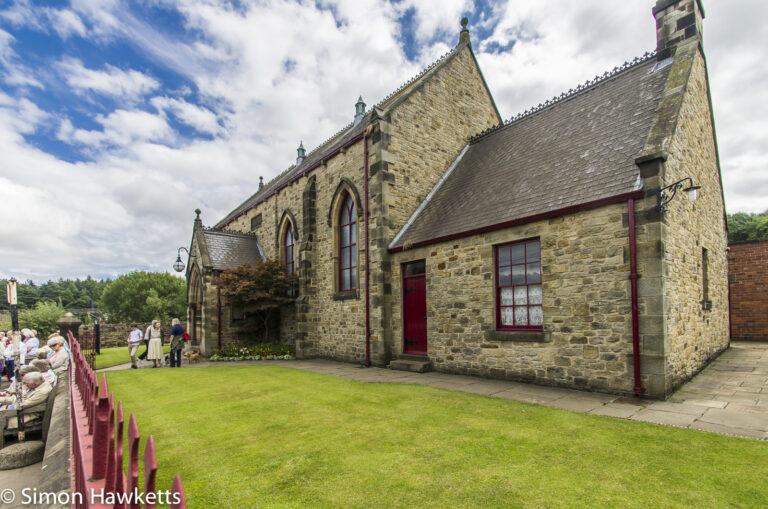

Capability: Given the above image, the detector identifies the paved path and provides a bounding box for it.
[100,342,768,440]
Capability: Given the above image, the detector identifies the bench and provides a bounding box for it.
[0,375,66,449]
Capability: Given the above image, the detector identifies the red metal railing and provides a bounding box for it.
[68,331,187,508]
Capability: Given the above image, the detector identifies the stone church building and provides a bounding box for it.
[185,0,728,399]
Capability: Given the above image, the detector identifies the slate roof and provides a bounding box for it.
[214,42,484,229]
[202,229,264,270]
[390,53,673,251]
[214,116,371,228]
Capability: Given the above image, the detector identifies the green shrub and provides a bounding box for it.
[18,301,65,336]
[210,343,295,361]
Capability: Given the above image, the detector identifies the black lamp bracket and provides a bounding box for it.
[648,177,700,213]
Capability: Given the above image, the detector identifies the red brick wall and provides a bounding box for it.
[728,240,768,341]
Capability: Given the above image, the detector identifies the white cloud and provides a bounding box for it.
[476,1,654,118]
[0,28,42,88]
[48,9,87,39]
[0,92,48,135]
[58,58,160,100]
[1,1,87,39]
[151,96,222,136]
[63,109,173,148]
[394,0,472,45]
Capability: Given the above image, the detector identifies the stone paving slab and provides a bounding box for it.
[97,342,768,439]
[645,401,707,416]
[689,421,767,440]
[630,409,700,427]
[549,395,611,413]
[699,408,768,432]
[676,399,728,408]
[591,403,642,419]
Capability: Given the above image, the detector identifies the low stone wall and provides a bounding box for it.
[80,323,172,348]
[37,371,70,507]
[729,240,768,341]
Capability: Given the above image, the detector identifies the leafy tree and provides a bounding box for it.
[18,300,66,337]
[727,211,768,244]
[219,260,297,342]
[99,272,186,323]
[1,277,109,313]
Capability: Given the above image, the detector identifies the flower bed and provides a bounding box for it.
[210,343,295,362]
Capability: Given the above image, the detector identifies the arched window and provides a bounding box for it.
[284,222,295,275]
[339,193,357,291]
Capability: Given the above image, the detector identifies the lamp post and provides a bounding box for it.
[650,177,702,213]
[173,247,191,273]
[6,279,25,441]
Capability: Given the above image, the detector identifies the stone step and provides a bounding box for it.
[388,356,431,373]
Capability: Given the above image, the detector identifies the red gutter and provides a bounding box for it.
[216,271,222,352]
[220,132,367,227]
[363,126,371,367]
[628,198,643,396]
[389,190,645,253]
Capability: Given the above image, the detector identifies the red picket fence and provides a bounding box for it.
[68,331,187,508]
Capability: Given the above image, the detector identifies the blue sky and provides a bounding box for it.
[1,0,766,282]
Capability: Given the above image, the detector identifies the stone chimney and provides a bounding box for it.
[653,0,705,59]
[296,142,305,165]
[353,96,366,126]
[459,17,470,45]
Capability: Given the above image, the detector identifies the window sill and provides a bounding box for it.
[333,290,359,301]
[485,330,551,343]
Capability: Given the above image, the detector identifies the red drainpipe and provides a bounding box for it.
[216,271,222,352]
[363,126,371,367]
[726,250,733,345]
[628,198,643,396]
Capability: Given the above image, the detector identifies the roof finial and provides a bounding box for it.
[459,17,470,45]
[258,176,264,190]
[354,96,366,125]
[296,142,305,165]
[194,208,202,226]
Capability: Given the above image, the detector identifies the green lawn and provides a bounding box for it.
[106,366,768,508]
[94,345,171,369]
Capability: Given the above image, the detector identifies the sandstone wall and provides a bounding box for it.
[213,44,501,365]
[224,140,369,363]
[659,47,730,392]
[79,323,172,348]
[380,45,501,237]
[728,241,768,341]
[391,203,640,395]
[370,45,501,364]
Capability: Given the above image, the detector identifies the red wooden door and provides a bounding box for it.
[403,261,427,355]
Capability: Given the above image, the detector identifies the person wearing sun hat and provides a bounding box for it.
[47,336,69,375]
[21,328,39,365]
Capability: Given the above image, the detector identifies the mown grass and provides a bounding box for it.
[94,345,170,369]
[106,366,768,508]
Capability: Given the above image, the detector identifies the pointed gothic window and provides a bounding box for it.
[284,222,295,276]
[339,193,357,291]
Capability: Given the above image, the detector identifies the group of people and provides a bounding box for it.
[0,329,70,411]
[127,319,188,369]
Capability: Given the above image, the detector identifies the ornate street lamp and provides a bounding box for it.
[650,177,702,213]
[173,247,191,273]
